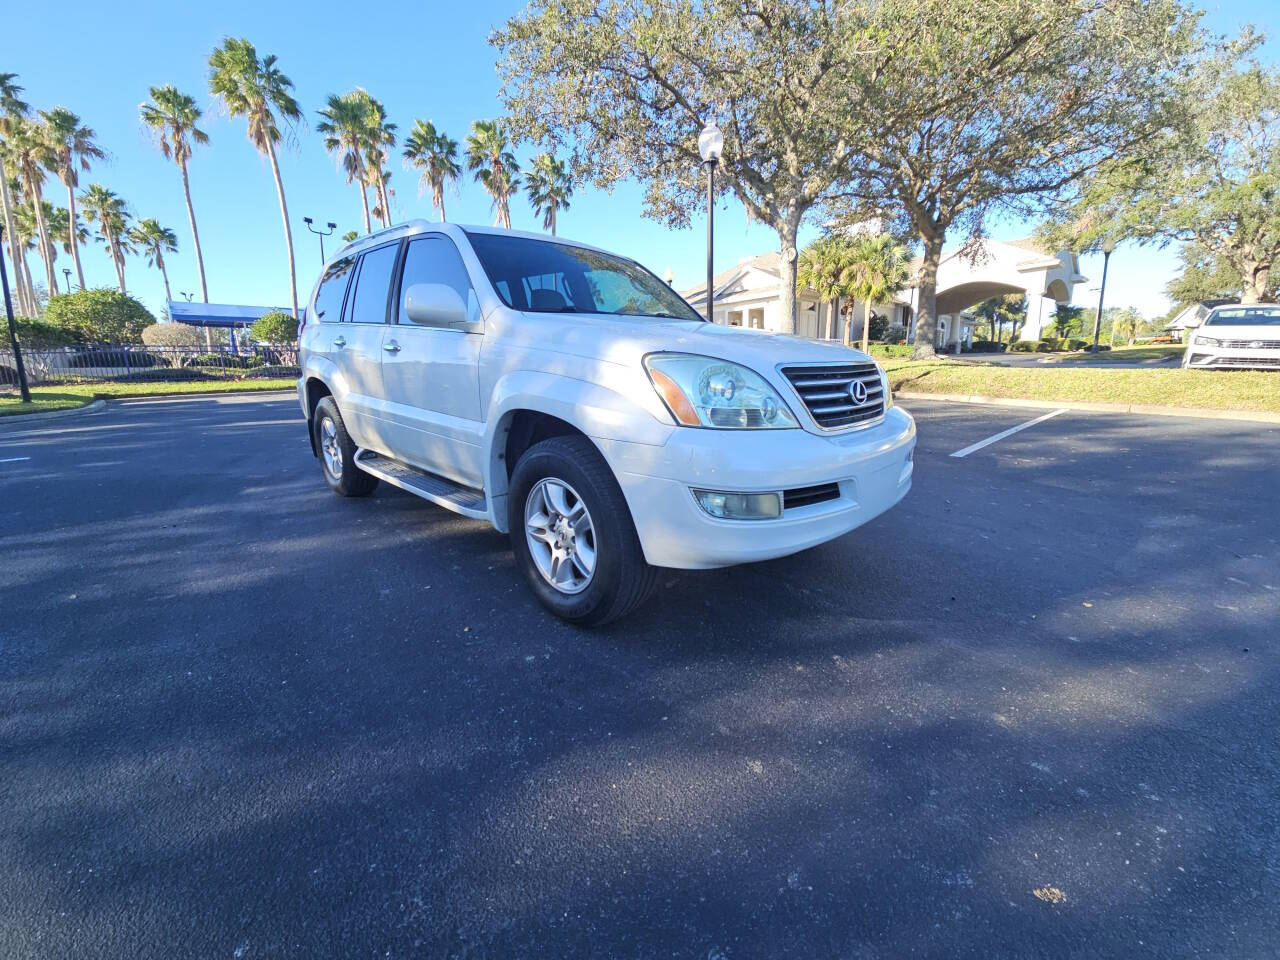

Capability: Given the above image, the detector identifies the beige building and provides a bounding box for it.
[681,236,1085,347]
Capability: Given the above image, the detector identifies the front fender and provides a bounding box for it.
[481,370,675,531]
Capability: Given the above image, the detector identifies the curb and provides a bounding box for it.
[895,391,1280,425]
[113,389,297,404]
[0,398,106,427]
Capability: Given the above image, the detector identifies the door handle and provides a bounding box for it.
[383,340,401,353]
[332,336,346,348]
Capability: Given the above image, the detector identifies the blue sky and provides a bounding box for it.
[7,0,1276,321]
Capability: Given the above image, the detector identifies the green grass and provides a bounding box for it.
[1,378,296,417]
[884,359,1280,413]
[865,343,914,359]
[0,392,94,417]
[1040,344,1185,363]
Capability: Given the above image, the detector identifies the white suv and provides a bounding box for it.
[298,222,916,624]
[1183,304,1280,369]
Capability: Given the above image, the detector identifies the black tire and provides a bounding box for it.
[508,435,657,626]
[312,396,378,497]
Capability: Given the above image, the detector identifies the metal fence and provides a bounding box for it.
[0,344,299,387]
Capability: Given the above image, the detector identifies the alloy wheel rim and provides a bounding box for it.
[524,477,596,595]
[320,417,342,480]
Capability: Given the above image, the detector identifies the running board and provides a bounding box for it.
[353,449,488,519]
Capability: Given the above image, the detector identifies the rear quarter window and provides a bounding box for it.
[310,257,355,324]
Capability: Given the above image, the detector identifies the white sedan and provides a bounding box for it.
[1184,305,1280,369]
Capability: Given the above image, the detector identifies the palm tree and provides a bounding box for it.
[129,218,178,302]
[340,229,358,244]
[402,119,459,222]
[10,199,40,303]
[524,153,572,236]
[39,107,104,291]
[80,183,131,293]
[209,37,303,318]
[8,115,58,295]
[316,90,375,234]
[364,97,396,228]
[49,201,90,260]
[140,85,210,303]
[0,73,35,315]
[847,233,910,351]
[367,162,394,228]
[797,235,857,340]
[465,119,519,229]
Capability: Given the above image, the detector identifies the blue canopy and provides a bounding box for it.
[168,301,293,329]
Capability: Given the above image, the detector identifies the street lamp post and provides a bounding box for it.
[304,217,337,264]
[62,268,73,292]
[1091,238,1116,352]
[0,226,31,402]
[698,119,723,323]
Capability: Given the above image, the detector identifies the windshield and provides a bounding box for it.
[464,231,704,322]
[1205,306,1280,326]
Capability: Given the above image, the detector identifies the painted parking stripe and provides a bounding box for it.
[0,456,31,463]
[949,409,1068,458]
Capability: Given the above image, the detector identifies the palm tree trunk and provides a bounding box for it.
[22,256,35,308]
[1,174,32,314]
[65,182,86,289]
[861,298,872,352]
[434,181,446,222]
[549,204,556,237]
[157,251,172,303]
[358,184,372,235]
[374,162,391,228]
[31,197,56,293]
[264,136,300,320]
[179,157,209,302]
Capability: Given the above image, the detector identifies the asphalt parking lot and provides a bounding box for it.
[2,393,1278,958]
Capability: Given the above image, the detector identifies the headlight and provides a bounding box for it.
[878,363,893,410]
[1195,334,1220,347]
[644,354,799,429]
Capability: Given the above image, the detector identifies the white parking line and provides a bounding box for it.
[0,456,31,463]
[949,409,1068,458]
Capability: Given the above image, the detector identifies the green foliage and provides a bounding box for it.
[1052,304,1084,339]
[249,310,298,344]
[524,152,573,234]
[973,295,1028,342]
[141,323,204,348]
[43,288,154,343]
[12,315,76,347]
[1047,46,1280,304]
[403,118,460,221]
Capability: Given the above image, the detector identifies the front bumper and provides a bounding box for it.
[1184,346,1280,369]
[596,407,916,569]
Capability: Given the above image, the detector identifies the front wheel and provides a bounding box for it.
[508,435,656,626]
[312,396,378,497]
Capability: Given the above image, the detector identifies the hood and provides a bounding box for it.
[516,312,877,373]
[1195,323,1280,340]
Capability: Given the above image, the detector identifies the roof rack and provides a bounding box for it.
[332,219,434,259]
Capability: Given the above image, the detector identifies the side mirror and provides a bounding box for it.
[403,283,477,331]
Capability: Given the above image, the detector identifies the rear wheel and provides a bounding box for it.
[313,396,378,497]
[509,435,656,626]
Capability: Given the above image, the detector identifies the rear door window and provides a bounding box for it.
[310,256,355,324]
[396,236,477,324]
[347,243,400,324]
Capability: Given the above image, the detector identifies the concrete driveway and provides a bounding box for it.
[2,394,1277,958]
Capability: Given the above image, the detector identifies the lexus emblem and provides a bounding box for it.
[850,379,868,404]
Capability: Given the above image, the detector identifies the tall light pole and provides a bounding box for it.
[304,217,337,264]
[698,119,723,323]
[62,267,73,292]
[1091,238,1116,352]
[1,226,31,402]
[179,291,194,301]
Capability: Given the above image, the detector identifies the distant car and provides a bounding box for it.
[1183,305,1280,369]
[1148,334,1179,345]
[297,222,916,625]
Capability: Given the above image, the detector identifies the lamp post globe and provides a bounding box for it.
[698,119,723,323]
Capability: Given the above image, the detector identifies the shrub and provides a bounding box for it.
[44,288,154,344]
[1067,338,1090,351]
[12,315,76,347]
[967,340,1006,353]
[250,310,298,344]
[141,322,205,348]
[883,324,908,344]
[1007,340,1036,352]
[66,346,163,368]
[186,352,266,369]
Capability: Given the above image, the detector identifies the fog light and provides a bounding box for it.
[693,489,782,520]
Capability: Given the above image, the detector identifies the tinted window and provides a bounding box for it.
[1205,306,1280,326]
[397,237,478,324]
[465,231,702,321]
[311,256,355,324]
[347,243,399,324]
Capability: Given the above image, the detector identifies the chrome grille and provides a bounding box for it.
[1217,339,1280,349]
[781,363,884,429]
